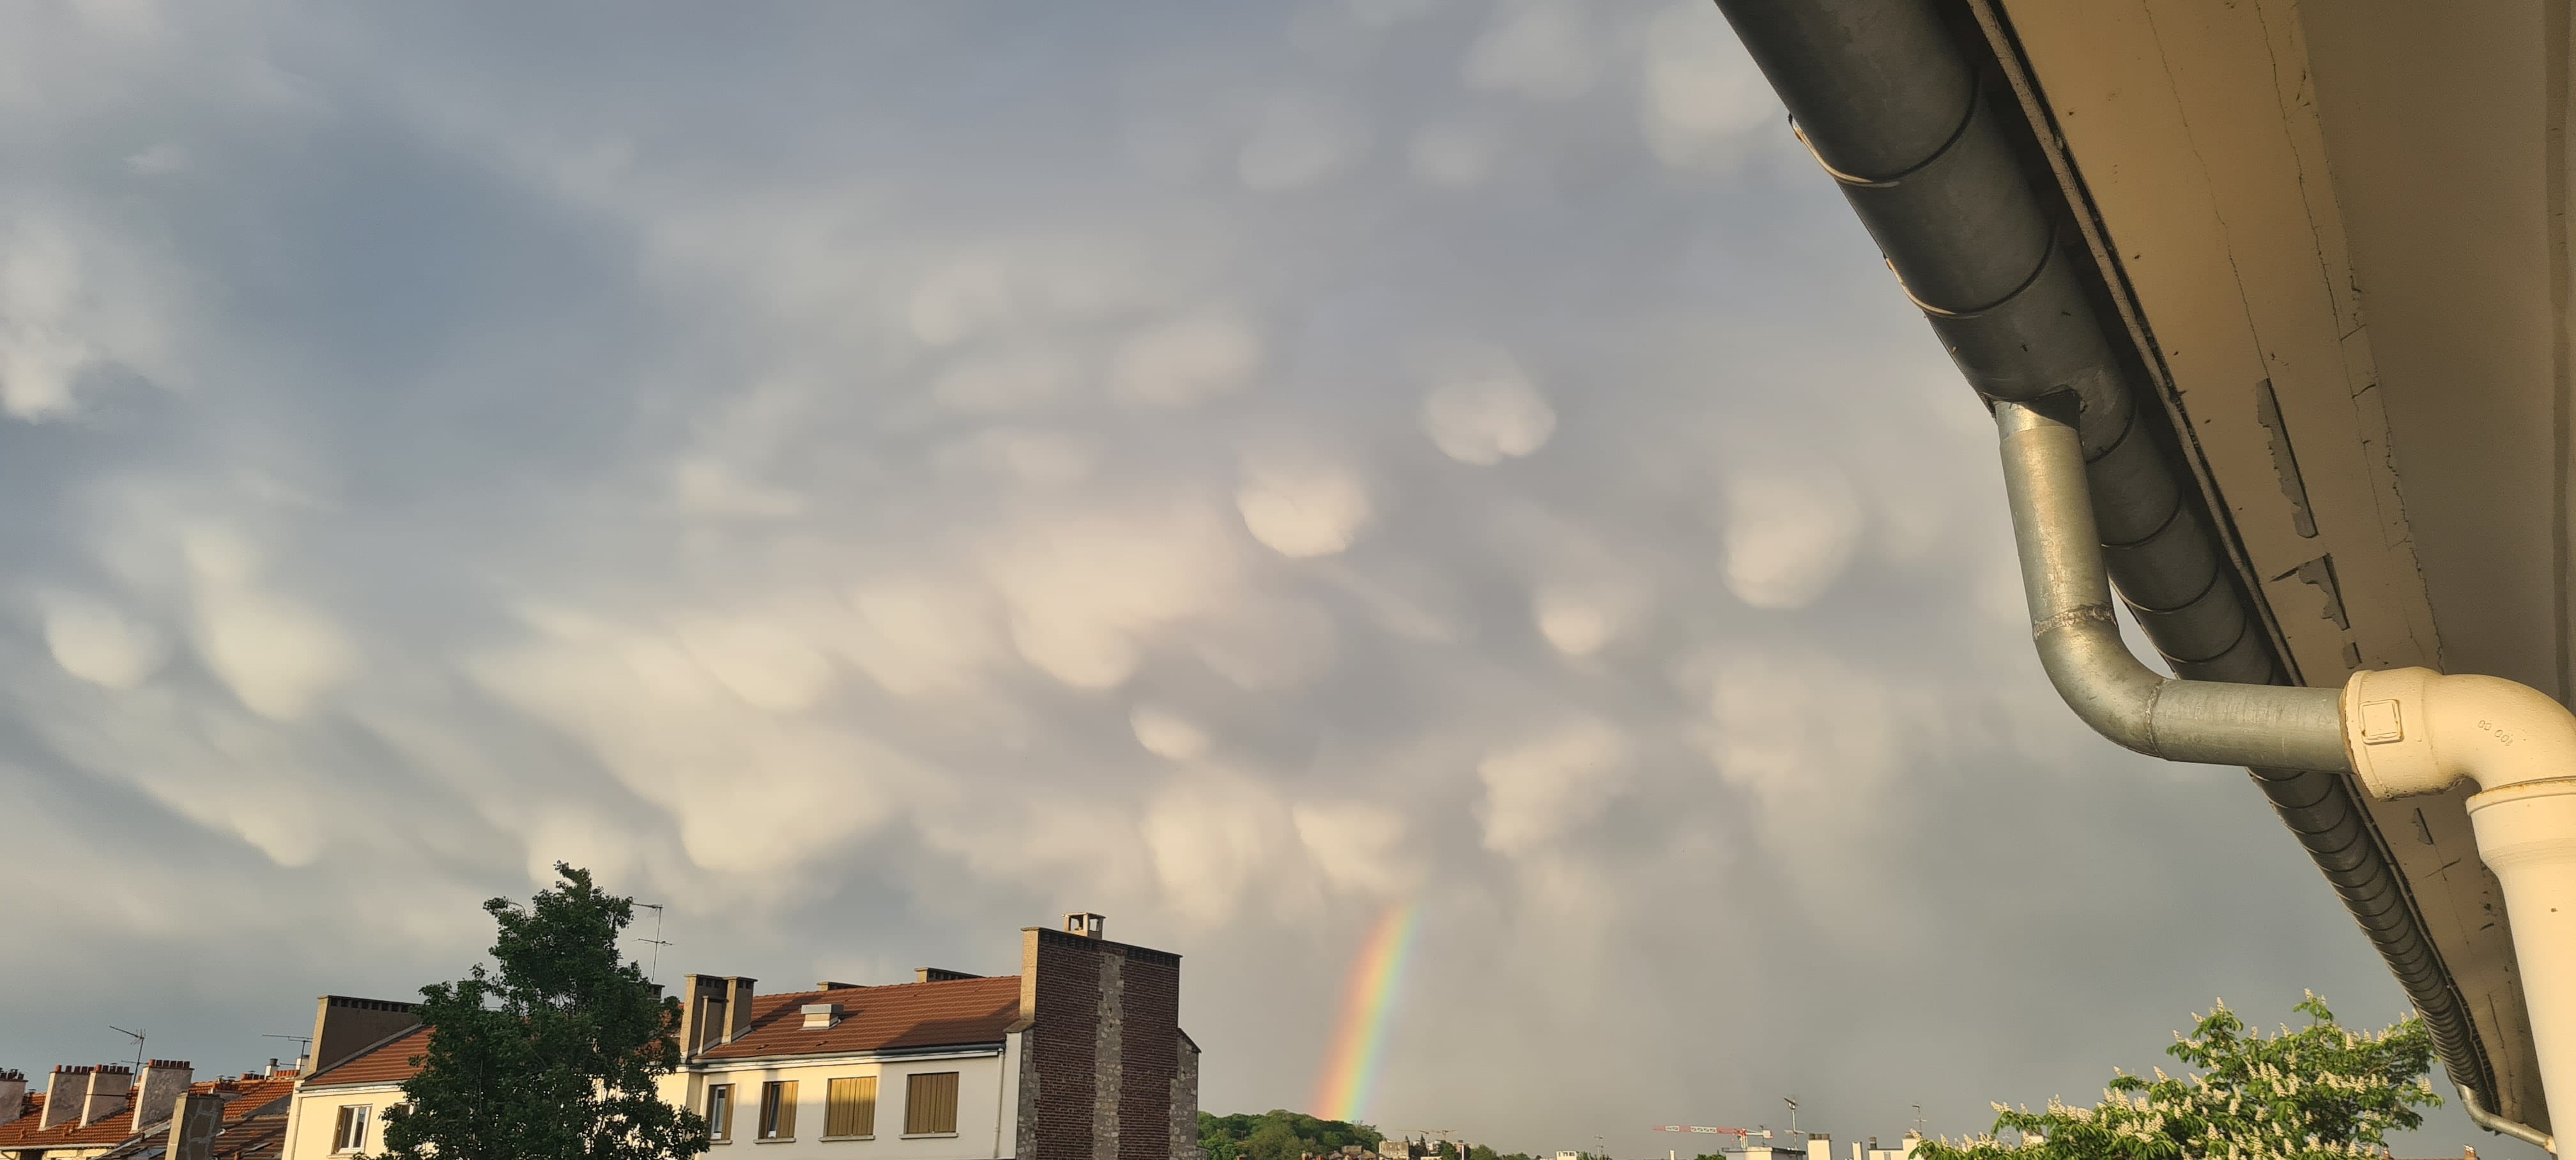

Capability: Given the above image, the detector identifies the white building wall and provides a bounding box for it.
[659,1044,1014,1160]
[279,1083,406,1160]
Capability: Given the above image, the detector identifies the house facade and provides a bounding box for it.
[276,912,1197,1160]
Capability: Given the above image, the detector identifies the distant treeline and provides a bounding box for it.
[1197,1111,1537,1160]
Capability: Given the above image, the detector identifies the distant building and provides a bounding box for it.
[0,1062,300,1160]
[278,912,1197,1160]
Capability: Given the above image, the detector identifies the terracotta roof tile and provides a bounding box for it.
[299,1025,430,1088]
[88,1073,302,1160]
[289,975,1021,1092]
[696,975,1022,1061]
[0,1086,144,1150]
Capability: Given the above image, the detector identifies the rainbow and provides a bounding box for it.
[1312,902,1422,1123]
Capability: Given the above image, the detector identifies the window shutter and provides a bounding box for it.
[827,1076,878,1137]
[905,1071,960,1135]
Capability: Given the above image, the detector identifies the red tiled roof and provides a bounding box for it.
[300,1025,430,1088]
[0,1083,146,1150]
[696,975,1023,1061]
[292,975,1023,1089]
[88,1073,301,1160]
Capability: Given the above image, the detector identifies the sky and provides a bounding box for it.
[0,1,2522,1157]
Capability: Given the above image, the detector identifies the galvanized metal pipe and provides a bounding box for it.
[1998,399,2352,771]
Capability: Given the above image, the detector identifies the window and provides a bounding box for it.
[903,1071,959,1136]
[332,1105,371,1154]
[707,1085,734,1143]
[758,1080,799,1141]
[825,1076,878,1138]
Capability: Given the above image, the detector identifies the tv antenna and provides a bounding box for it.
[262,1034,314,1071]
[107,1026,145,1070]
[1912,1106,1924,1136]
[1783,1099,1800,1137]
[634,903,673,984]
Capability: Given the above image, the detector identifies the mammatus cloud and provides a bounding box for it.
[1237,455,1374,558]
[1419,348,1558,465]
[1719,468,1864,609]
[1111,311,1266,407]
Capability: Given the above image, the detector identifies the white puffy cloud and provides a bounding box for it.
[1463,0,1597,101]
[1531,582,1643,657]
[1720,468,1864,609]
[1474,718,1628,855]
[185,539,358,722]
[985,502,1242,689]
[675,614,838,714]
[1292,800,1413,896]
[0,225,102,419]
[43,595,168,689]
[841,579,1004,698]
[1637,1,1780,169]
[1236,455,1372,558]
[1108,310,1263,408]
[469,613,912,875]
[1696,648,1905,818]
[1130,703,1213,760]
[1142,771,1298,924]
[1420,350,1558,464]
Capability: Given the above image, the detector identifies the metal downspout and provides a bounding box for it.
[1706,0,2497,1108]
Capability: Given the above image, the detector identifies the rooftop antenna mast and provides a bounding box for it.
[1912,1106,1924,1136]
[107,1025,144,1070]
[634,903,673,985]
[262,1034,314,1071]
[1783,1099,1799,1138]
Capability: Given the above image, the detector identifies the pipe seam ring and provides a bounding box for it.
[2029,604,2119,639]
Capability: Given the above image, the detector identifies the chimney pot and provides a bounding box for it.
[801,1004,841,1030]
[1063,912,1107,939]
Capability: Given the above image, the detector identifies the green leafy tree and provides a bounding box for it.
[1202,1111,1385,1160]
[381,864,709,1160]
[1915,993,2439,1160]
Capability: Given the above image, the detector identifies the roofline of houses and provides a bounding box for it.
[689,1042,1007,1069]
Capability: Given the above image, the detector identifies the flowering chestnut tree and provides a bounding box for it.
[1915,994,2441,1160]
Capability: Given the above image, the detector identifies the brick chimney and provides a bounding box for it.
[308,996,420,1076]
[130,1060,192,1133]
[0,1070,24,1127]
[39,1066,93,1131]
[677,975,729,1057]
[80,1064,132,1127]
[724,977,758,1044]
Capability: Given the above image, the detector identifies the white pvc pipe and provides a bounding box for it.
[2346,666,2576,1149]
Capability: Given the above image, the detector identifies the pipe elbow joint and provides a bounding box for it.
[2345,666,2576,799]
[2033,605,2161,754]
